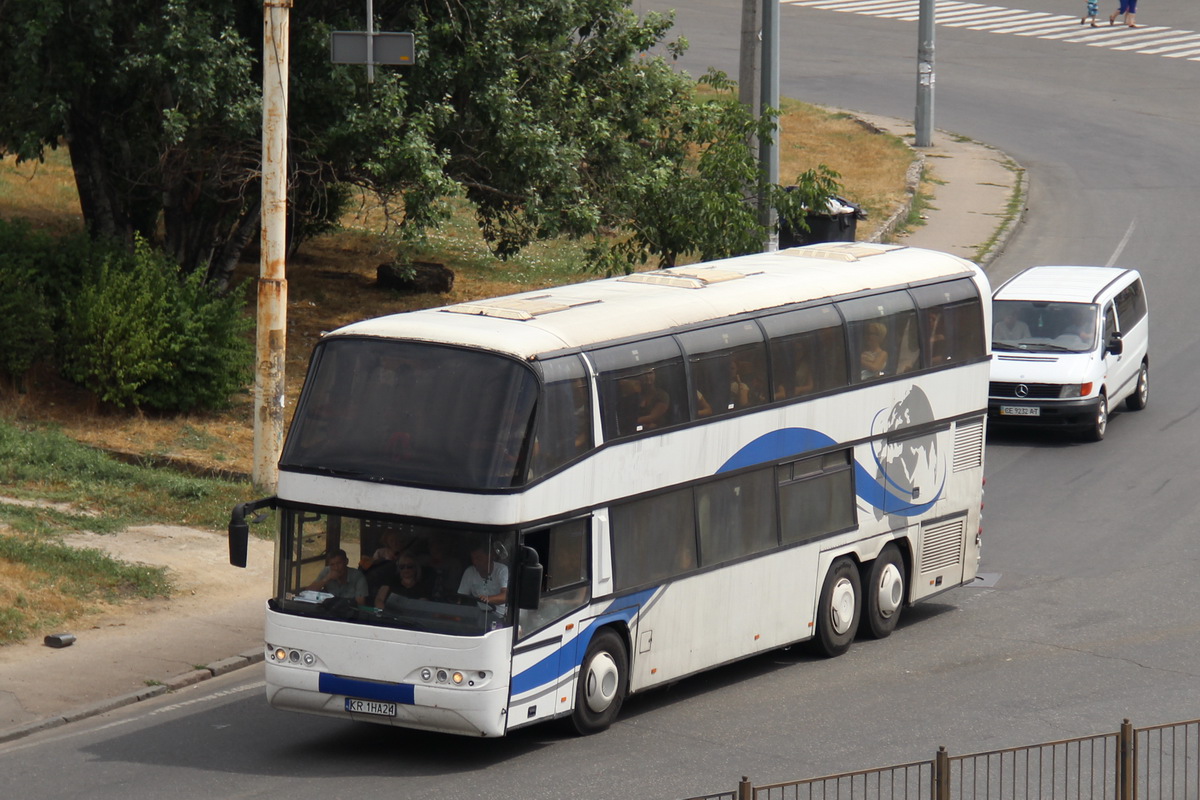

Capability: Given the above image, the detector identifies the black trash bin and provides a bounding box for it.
[779,195,867,248]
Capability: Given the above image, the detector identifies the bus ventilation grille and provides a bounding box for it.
[920,518,965,575]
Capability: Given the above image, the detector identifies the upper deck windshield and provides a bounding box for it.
[992,300,1099,353]
[281,338,546,489]
[272,507,517,636]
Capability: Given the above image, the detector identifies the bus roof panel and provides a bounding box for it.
[331,245,979,359]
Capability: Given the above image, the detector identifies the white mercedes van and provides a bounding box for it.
[988,265,1149,441]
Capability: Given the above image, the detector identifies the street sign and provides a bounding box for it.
[330,31,415,65]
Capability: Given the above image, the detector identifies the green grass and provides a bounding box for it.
[0,417,243,643]
[0,535,170,601]
[0,419,248,531]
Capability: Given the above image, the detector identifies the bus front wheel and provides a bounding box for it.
[860,544,906,639]
[815,557,861,657]
[571,629,628,735]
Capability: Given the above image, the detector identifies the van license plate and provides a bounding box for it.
[345,698,397,717]
[1000,405,1040,417]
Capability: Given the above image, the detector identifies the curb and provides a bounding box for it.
[0,648,264,744]
[858,118,1028,272]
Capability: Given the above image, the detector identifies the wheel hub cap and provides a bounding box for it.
[585,652,619,713]
[830,577,855,634]
[877,563,903,618]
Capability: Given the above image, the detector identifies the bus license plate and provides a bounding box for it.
[1000,405,1040,417]
[345,698,397,717]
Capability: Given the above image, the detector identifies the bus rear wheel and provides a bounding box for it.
[815,557,861,657]
[860,544,906,639]
[570,628,628,735]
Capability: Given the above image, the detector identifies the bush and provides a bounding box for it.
[58,235,253,411]
[0,219,57,383]
[138,269,253,412]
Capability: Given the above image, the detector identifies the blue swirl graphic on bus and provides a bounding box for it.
[715,428,838,473]
[716,386,947,518]
[510,588,659,697]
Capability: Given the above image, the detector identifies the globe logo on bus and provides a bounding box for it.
[869,385,945,523]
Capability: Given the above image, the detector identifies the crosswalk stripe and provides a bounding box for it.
[781,0,1200,63]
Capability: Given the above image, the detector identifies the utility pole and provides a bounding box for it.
[759,0,780,251]
[738,0,761,113]
[254,0,291,492]
[915,0,935,147]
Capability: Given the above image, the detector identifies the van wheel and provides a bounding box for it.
[1126,362,1149,411]
[570,629,627,735]
[1085,393,1107,442]
[859,545,906,639]
[814,557,861,657]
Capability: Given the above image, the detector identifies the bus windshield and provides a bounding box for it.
[273,506,517,636]
[281,338,539,489]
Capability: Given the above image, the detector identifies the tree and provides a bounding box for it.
[0,0,839,285]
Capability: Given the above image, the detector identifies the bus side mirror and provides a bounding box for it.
[228,497,274,568]
[517,545,543,611]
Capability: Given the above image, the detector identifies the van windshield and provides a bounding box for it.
[992,301,1098,353]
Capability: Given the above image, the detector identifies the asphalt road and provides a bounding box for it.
[5,3,1200,798]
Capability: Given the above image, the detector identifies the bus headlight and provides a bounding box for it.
[268,644,319,668]
[415,666,490,687]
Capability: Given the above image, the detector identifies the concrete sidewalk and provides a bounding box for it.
[0,114,1026,746]
[854,111,1026,268]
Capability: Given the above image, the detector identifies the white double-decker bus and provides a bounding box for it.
[229,242,990,737]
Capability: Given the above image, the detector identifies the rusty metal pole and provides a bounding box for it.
[934,746,950,800]
[1118,718,1134,800]
[254,0,291,492]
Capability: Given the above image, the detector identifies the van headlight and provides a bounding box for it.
[1059,382,1093,398]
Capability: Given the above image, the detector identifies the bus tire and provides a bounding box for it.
[570,628,628,735]
[815,557,861,657]
[859,544,906,639]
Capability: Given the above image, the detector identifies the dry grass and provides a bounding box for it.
[0,101,914,477]
[0,555,94,642]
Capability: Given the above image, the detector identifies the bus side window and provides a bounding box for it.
[591,338,686,441]
[761,305,848,399]
[909,279,986,367]
[518,519,591,639]
[610,489,697,591]
[527,356,592,480]
[678,322,768,418]
[837,291,918,384]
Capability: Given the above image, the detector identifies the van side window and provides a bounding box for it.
[678,322,768,419]
[592,337,686,440]
[1104,304,1118,343]
[838,291,920,382]
[909,279,986,367]
[760,305,848,399]
[1115,279,1148,331]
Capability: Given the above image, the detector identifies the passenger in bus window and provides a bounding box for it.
[458,545,508,615]
[374,552,431,608]
[894,316,921,373]
[926,309,949,363]
[615,377,642,435]
[636,370,670,429]
[859,322,889,378]
[740,359,769,406]
[305,549,368,607]
[728,361,750,409]
[422,537,463,602]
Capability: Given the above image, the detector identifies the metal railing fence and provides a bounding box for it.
[683,717,1200,800]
